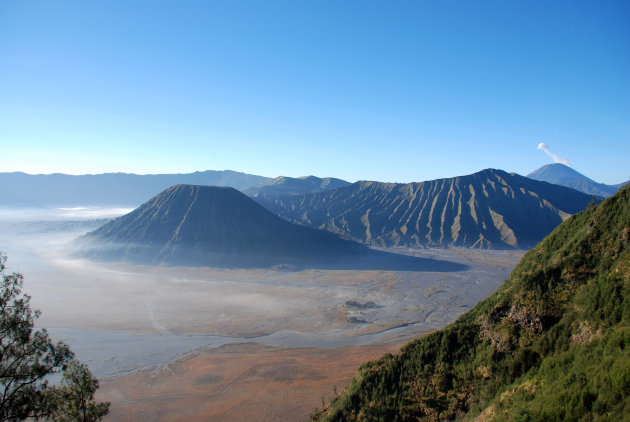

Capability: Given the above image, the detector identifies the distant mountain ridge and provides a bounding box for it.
[245,175,350,199]
[78,184,363,267]
[527,163,627,197]
[0,170,269,207]
[263,169,600,249]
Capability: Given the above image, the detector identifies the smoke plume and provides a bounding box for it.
[537,143,571,167]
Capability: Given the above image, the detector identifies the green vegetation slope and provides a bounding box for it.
[312,184,630,421]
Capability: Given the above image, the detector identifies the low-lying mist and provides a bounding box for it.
[0,207,522,379]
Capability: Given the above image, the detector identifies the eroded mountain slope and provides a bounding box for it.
[268,169,599,249]
[79,184,363,267]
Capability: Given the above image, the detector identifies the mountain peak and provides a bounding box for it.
[264,169,600,249]
[79,184,362,267]
[527,163,621,197]
[528,163,596,183]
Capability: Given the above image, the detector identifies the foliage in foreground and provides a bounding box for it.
[0,254,110,421]
[46,360,111,422]
[312,185,630,421]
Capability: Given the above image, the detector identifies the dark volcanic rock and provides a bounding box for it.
[78,184,364,267]
[262,169,601,249]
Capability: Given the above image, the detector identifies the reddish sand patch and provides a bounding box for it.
[98,341,406,421]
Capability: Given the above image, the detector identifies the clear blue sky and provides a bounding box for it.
[1,1,628,184]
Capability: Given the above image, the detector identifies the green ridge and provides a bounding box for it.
[312,184,630,421]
